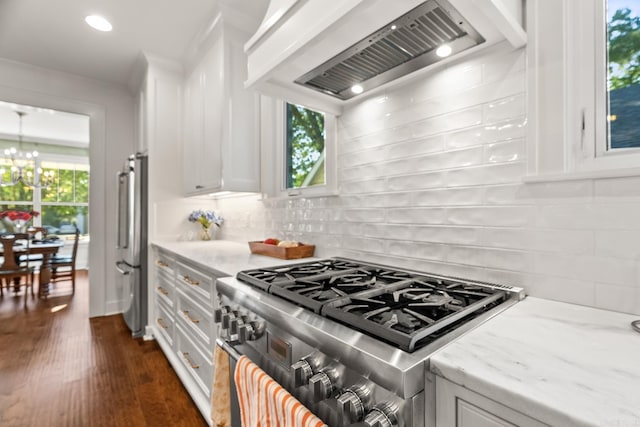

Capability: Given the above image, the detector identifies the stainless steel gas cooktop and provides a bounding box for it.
[236,257,517,352]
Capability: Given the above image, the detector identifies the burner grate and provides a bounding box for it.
[323,279,508,352]
[236,257,515,352]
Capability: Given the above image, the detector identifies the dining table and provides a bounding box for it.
[6,239,65,298]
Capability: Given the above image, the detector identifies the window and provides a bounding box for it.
[271,101,336,197]
[527,0,640,181]
[0,158,89,235]
[606,2,640,150]
[286,103,326,189]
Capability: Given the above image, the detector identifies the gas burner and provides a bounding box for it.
[324,280,509,352]
[269,269,411,312]
[237,259,362,291]
[236,257,516,352]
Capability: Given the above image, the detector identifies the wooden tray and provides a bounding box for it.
[248,241,315,260]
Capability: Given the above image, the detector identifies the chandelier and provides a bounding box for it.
[1,111,54,189]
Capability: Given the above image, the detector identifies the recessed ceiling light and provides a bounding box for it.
[351,84,364,94]
[85,15,112,32]
[436,44,452,58]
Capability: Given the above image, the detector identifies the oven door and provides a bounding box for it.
[215,339,242,427]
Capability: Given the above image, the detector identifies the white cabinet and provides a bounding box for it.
[182,20,260,196]
[436,376,549,427]
[151,247,220,426]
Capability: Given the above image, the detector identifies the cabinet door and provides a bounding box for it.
[183,65,205,194]
[200,37,224,191]
[436,376,549,427]
[457,400,517,427]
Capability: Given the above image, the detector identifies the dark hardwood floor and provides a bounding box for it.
[0,271,208,427]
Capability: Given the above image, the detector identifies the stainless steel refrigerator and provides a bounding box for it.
[115,153,148,338]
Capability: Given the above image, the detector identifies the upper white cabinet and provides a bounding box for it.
[183,18,260,196]
[244,0,526,115]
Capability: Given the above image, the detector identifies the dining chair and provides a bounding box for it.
[50,226,79,294]
[0,233,34,304]
[21,226,49,264]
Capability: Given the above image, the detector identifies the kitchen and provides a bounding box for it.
[0,0,638,426]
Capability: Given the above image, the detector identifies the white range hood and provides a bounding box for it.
[245,0,526,115]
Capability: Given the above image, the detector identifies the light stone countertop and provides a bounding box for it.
[430,297,640,427]
[151,239,318,277]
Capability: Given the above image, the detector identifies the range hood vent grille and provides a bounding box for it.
[295,0,485,100]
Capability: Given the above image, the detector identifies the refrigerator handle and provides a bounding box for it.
[116,171,129,249]
[115,261,132,275]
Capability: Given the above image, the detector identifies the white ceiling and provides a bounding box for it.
[0,0,269,144]
[0,0,220,86]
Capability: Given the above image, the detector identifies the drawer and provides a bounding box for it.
[176,261,215,308]
[155,296,175,347]
[154,251,176,277]
[175,323,213,398]
[154,273,175,307]
[176,289,215,357]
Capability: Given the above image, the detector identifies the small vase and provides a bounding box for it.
[200,227,212,241]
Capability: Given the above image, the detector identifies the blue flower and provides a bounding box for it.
[188,209,224,228]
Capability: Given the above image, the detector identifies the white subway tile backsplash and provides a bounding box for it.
[410,107,483,139]
[593,202,640,229]
[215,43,638,315]
[574,256,637,287]
[386,207,449,225]
[447,206,534,227]
[595,284,639,314]
[595,230,640,259]
[483,46,526,84]
[484,138,525,164]
[444,162,526,187]
[445,117,527,149]
[413,187,485,206]
[484,95,526,123]
[535,205,596,229]
[387,171,445,191]
[594,176,640,199]
[525,276,596,307]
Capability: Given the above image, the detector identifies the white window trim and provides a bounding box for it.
[268,99,337,199]
[526,0,640,183]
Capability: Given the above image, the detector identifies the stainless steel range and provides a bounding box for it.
[215,258,524,427]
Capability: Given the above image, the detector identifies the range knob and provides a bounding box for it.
[291,356,317,388]
[222,310,239,329]
[337,384,372,426]
[230,315,247,334]
[309,368,338,403]
[213,305,230,323]
[363,402,399,427]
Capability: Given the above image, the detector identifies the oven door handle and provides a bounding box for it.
[216,338,243,362]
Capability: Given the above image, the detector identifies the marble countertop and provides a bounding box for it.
[430,297,640,427]
[151,239,318,277]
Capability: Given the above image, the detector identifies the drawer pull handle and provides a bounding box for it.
[157,318,168,329]
[182,275,200,286]
[181,352,199,369]
[156,260,169,268]
[183,310,200,324]
[157,286,169,296]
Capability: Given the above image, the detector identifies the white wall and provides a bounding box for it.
[213,42,640,316]
[0,58,134,317]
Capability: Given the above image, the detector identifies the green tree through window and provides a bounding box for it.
[286,103,325,188]
[607,4,640,148]
[0,159,89,235]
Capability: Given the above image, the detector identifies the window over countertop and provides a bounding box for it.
[266,100,337,198]
[526,0,640,182]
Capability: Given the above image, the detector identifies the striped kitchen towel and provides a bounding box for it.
[234,355,327,427]
[211,344,231,427]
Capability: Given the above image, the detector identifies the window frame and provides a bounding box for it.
[272,99,337,198]
[0,152,89,233]
[526,0,640,182]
